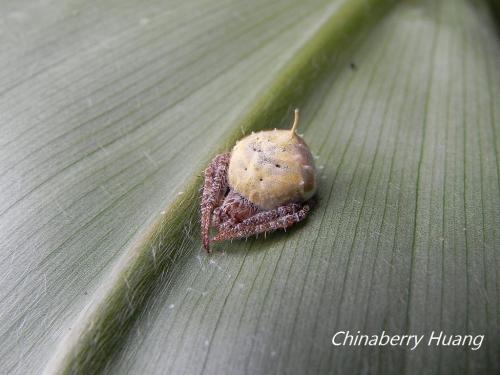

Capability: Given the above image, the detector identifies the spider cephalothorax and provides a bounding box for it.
[201,109,316,252]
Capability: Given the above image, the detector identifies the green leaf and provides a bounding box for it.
[1,0,499,374]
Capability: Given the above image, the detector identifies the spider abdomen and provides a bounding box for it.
[228,129,316,210]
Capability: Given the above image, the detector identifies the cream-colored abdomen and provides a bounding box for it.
[228,129,316,210]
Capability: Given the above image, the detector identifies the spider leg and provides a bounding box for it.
[212,207,224,226]
[201,153,230,252]
[217,203,300,232]
[212,202,309,242]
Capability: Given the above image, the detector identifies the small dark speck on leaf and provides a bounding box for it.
[350,62,357,70]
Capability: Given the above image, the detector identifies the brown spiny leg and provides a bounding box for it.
[212,202,310,242]
[211,206,226,227]
[217,202,299,232]
[201,153,230,252]
[213,190,258,228]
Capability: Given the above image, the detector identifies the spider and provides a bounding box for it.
[201,109,317,252]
